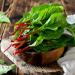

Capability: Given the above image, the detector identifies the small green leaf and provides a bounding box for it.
[30,36,44,47]
[40,28,64,40]
[0,64,16,75]
[0,12,10,23]
[66,25,75,40]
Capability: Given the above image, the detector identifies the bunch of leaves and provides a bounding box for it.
[15,3,75,52]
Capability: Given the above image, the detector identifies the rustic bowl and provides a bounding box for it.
[19,47,64,65]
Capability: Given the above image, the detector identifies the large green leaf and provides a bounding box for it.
[40,13,67,31]
[40,28,64,40]
[66,25,75,40]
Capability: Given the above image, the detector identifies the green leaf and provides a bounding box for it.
[16,16,24,24]
[66,25,75,40]
[0,64,16,75]
[0,12,10,23]
[31,4,50,13]
[40,28,64,40]
[32,9,47,25]
[40,13,67,31]
[29,36,44,47]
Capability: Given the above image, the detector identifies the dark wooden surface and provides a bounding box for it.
[0,52,12,64]
[17,63,64,75]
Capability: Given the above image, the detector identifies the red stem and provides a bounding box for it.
[13,46,30,55]
[4,44,12,52]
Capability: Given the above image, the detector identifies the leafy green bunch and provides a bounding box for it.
[16,3,75,52]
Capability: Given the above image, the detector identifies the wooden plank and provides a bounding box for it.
[1,0,5,11]
[1,39,63,74]
[0,52,13,64]
[0,0,3,10]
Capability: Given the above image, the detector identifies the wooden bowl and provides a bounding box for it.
[19,47,64,65]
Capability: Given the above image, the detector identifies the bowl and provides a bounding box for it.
[19,47,64,65]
